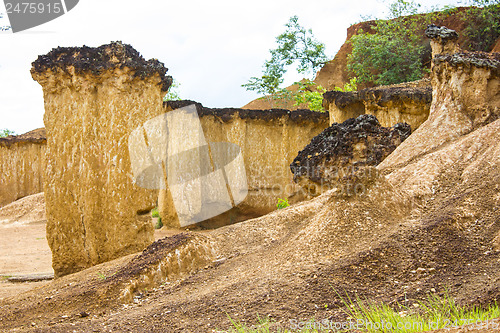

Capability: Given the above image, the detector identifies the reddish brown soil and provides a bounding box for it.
[0,183,499,332]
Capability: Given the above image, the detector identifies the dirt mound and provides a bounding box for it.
[0,192,46,224]
[1,114,498,331]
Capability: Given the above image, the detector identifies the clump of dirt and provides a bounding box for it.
[425,24,460,41]
[111,233,190,281]
[434,51,500,71]
[290,115,410,195]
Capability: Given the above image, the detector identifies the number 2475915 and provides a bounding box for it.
[5,2,62,14]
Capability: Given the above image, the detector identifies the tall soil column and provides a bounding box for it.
[31,42,172,277]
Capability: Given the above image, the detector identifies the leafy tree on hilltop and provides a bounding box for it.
[242,16,329,109]
[462,0,500,51]
[347,0,500,87]
[347,0,428,86]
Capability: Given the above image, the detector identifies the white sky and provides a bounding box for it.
[0,0,463,134]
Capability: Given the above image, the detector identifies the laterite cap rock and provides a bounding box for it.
[31,41,173,91]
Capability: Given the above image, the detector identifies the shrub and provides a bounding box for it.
[347,0,428,86]
[462,0,500,51]
[276,198,290,210]
[151,207,160,218]
[151,207,162,229]
[333,77,358,92]
[293,81,327,112]
[0,129,15,137]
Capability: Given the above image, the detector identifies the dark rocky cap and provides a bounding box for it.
[290,115,411,182]
[31,41,173,91]
[164,100,329,123]
[425,24,459,41]
[323,85,432,109]
[433,51,500,73]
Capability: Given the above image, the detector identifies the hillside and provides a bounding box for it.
[244,6,500,110]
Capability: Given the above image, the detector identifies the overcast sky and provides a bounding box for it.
[0,0,463,134]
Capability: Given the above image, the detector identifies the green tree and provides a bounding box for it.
[333,77,358,92]
[242,16,328,109]
[293,81,327,112]
[347,0,428,86]
[269,15,329,76]
[241,62,287,106]
[0,128,15,137]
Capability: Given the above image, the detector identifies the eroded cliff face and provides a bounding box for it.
[0,128,46,207]
[380,26,500,174]
[323,79,432,130]
[31,42,172,277]
[161,101,329,228]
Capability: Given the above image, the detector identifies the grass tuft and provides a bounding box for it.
[335,288,500,332]
[220,290,500,332]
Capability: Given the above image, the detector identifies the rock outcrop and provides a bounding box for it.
[0,128,46,207]
[323,79,432,130]
[315,7,490,91]
[31,42,172,277]
[381,26,500,174]
[160,101,329,228]
[425,23,460,55]
[290,115,410,196]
